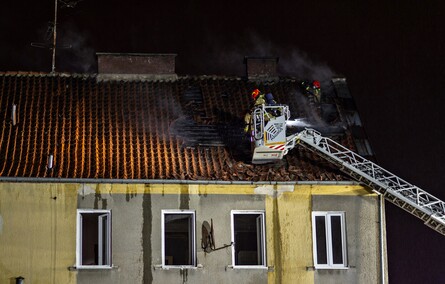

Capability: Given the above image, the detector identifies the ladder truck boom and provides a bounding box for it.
[295,129,445,236]
[248,104,445,235]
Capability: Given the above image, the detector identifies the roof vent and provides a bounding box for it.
[96,53,177,80]
[11,104,17,126]
[47,154,54,169]
[244,56,279,81]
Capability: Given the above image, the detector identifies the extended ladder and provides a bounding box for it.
[294,128,445,236]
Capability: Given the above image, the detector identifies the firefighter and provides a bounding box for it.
[244,89,264,133]
[244,89,278,133]
[252,89,278,106]
[265,92,277,106]
[312,80,321,103]
[300,80,322,103]
[252,88,266,106]
[244,112,251,133]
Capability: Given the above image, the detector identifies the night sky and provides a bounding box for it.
[2,1,445,282]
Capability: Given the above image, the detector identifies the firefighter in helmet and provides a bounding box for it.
[251,88,266,105]
[244,89,279,133]
[244,89,263,133]
[312,80,321,103]
[300,80,322,103]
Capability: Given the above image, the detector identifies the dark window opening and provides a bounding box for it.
[331,215,344,264]
[315,216,328,265]
[163,212,195,266]
[233,213,265,266]
[78,211,111,267]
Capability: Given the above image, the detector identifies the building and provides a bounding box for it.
[0,54,386,283]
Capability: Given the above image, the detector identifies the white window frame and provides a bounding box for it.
[231,210,267,269]
[76,209,112,269]
[161,210,196,268]
[312,211,347,269]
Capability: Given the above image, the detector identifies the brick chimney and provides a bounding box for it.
[244,56,279,81]
[96,53,177,80]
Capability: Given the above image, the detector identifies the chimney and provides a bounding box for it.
[96,53,177,80]
[244,56,279,81]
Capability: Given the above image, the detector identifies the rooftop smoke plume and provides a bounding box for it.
[58,23,96,72]
[193,32,336,80]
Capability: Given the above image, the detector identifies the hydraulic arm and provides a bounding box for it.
[294,128,445,236]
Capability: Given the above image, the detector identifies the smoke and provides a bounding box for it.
[193,33,345,136]
[286,118,313,128]
[278,49,336,82]
[57,23,96,73]
[195,32,336,81]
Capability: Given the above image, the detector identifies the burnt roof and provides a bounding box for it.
[0,73,365,182]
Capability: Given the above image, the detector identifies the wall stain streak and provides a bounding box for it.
[126,185,137,202]
[142,189,153,283]
[94,192,101,209]
[179,185,189,210]
[101,198,107,209]
[273,197,283,284]
[180,268,188,283]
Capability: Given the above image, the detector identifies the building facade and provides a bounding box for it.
[0,54,386,283]
[0,182,386,283]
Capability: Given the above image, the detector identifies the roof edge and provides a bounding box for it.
[0,177,358,185]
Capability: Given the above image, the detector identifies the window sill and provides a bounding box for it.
[68,265,119,271]
[306,266,351,271]
[153,264,203,270]
[226,265,272,271]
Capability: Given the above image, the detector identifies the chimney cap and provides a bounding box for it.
[96,52,177,57]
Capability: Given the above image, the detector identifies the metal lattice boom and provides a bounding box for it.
[294,128,445,236]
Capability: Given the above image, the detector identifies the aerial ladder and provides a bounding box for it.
[249,105,445,236]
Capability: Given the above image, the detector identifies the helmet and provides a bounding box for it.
[312,80,321,89]
[265,93,275,103]
[251,89,261,99]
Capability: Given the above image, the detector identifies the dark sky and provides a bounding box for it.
[2,1,445,282]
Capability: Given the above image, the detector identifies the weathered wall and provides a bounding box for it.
[266,185,314,284]
[0,182,385,284]
[76,184,144,284]
[312,191,383,284]
[0,183,77,284]
[150,184,268,284]
[265,184,381,284]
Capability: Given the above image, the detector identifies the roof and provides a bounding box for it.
[0,73,365,182]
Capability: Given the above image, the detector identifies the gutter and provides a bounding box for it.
[0,177,359,185]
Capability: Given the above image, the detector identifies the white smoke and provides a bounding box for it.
[195,32,336,80]
[58,23,96,73]
[278,49,336,81]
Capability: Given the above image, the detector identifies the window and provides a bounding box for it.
[312,212,347,269]
[231,210,266,268]
[76,209,112,268]
[162,210,196,267]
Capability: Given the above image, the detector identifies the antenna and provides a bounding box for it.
[31,0,81,72]
[51,0,58,73]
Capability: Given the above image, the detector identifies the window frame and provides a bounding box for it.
[161,210,196,268]
[231,210,267,269]
[76,209,112,269]
[311,211,347,269]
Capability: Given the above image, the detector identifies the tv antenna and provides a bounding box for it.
[31,0,82,73]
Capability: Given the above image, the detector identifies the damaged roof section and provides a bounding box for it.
[0,73,364,181]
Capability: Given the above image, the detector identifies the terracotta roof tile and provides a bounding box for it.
[0,73,357,181]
